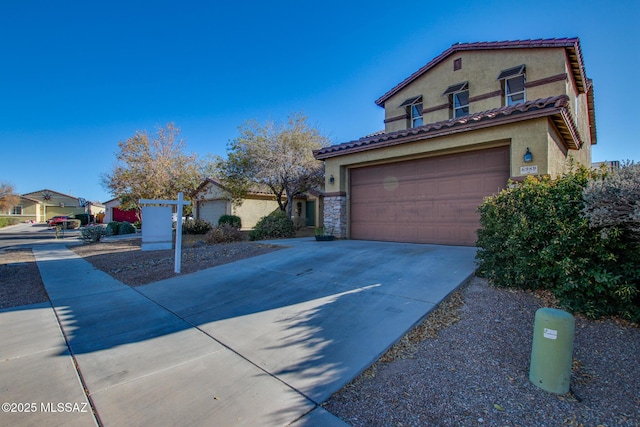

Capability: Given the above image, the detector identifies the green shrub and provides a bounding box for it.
[249,210,295,241]
[476,166,640,323]
[117,221,136,235]
[205,224,245,244]
[106,221,120,236]
[80,225,107,243]
[74,213,94,225]
[0,218,20,228]
[182,218,213,235]
[218,215,242,229]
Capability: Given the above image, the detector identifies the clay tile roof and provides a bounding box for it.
[375,38,587,106]
[194,177,274,197]
[313,95,583,160]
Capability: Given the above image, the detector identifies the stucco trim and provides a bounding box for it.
[469,90,502,103]
[384,114,408,124]
[525,73,568,89]
[423,103,450,114]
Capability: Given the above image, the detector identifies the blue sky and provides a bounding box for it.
[1,0,638,203]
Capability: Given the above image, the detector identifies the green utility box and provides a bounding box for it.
[529,307,575,394]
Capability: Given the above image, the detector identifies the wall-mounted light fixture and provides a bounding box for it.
[329,175,335,184]
[523,147,533,163]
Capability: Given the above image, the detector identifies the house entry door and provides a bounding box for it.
[305,201,315,226]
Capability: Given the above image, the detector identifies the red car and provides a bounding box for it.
[47,216,71,226]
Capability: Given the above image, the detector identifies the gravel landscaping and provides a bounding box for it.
[324,277,639,427]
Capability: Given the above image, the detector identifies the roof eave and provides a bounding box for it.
[315,96,582,160]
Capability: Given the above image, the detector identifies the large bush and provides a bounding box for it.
[218,214,242,229]
[182,218,213,235]
[118,221,136,235]
[205,224,245,244]
[106,221,136,236]
[249,210,295,241]
[476,166,640,322]
[106,221,120,236]
[80,225,107,243]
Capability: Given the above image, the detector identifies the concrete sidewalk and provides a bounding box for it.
[0,238,476,426]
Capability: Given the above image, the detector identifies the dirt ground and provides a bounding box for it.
[69,236,283,286]
[0,235,282,307]
[0,248,49,309]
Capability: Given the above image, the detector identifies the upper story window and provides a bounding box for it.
[498,64,526,106]
[443,82,469,118]
[399,95,423,128]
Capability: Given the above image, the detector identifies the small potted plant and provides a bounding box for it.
[314,225,335,241]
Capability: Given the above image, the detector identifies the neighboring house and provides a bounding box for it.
[0,195,42,222]
[193,178,323,230]
[314,38,596,246]
[4,189,104,223]
[103,198,138,224]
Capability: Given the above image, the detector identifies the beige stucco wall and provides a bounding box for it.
[232,198,280,230]
[0,197,42,222]
[384,48,573,133]
[547,121,591,177]
[324,119,569,192]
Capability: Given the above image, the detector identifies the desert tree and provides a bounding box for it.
[0,182,19,213]
[216,112,330,218]
[101,123,210,218]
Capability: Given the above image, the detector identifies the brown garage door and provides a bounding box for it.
[350,146,510,245]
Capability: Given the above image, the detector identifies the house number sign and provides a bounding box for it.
[520,165,538,175]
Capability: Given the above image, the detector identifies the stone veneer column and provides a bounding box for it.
[323,194,347,238]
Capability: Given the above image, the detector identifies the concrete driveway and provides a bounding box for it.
[1,237,476,426]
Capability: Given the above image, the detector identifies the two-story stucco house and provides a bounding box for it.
[313,38,596,246]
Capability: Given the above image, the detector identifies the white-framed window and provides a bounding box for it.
[498,65,526,106]
[453,90,469,118]
[410,102,423,127]
[505,75,525,105]
[11,205,23,215]
[399,95,423,128]
[443,82,469,118]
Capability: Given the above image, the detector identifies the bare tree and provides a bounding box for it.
[217,113,329,218]
[101,123,209,218]
[0,182,19,213]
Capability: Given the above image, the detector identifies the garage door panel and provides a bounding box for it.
[350,146,509,246]
[199,200,227,225]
